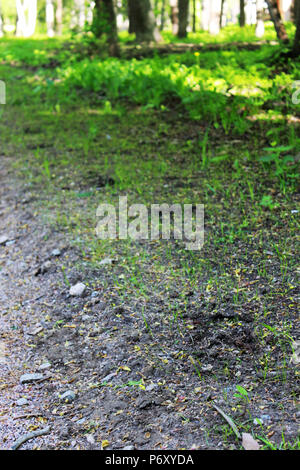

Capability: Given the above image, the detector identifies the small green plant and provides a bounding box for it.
[234,385,249,402]
[61,265,70,287]
[260,194,277,210]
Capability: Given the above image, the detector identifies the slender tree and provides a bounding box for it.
[92,0,120,56]
[128,0,161,43]
[209,0,221,35]
[160,0,166,31]
[256,0,265,37]
[56,0,63,35]
[192,0,196,32]
[293,0,300,54]
[76,0,85,29]
[170,0,179,35]
[291,0,297,23]
[46,0,55,37]
[239,0,245,27]
[220,0,225,29]
[178,0,189,38]
[16,0,37,37]
[266,0,289,42]
[201,0,210,31]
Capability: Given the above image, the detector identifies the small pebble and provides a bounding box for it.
[99,258,113,266]
[16,398,28,406]
[76,418,86,425]
[20,373,43,384]
[59,390,76,403]
[70,282,86,297]
[145,383,156,392]
[0,235,9,245]
[51,248,61,257]
[86,434,95,444]
[39,362,51,370]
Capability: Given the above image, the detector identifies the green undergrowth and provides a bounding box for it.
[1,36,299,135]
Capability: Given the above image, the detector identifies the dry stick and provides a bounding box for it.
[11,426,51,450]
[212,404,241,439]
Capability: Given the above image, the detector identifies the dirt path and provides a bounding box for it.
[0,153,299,451]
[0,157,59,449]
[0,156,211,450]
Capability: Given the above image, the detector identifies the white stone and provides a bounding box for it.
[70,282,86,297]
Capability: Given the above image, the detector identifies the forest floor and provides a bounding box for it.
[0,39,299,450]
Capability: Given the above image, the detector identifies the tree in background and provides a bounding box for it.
[220,0,225,29]
[256,0,265,37]
[71,0,85,29]
[92,0,120,55]
[46,0,55,36]
[209,0,222,34]
[160,0,166,31]
[170,0,179,35]
[201,0,222,34]
[178,0,189,38]
[16,0,37,37]
[293,0,300,54]
[192,0,197,32]
[128,0,161,42]
[56,0,63,35]
[0,0,295,52]
[239,0,245,26]
[266,0,289,42]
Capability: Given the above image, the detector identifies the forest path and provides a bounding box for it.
[0,157,60,449]
[0,156,211,450]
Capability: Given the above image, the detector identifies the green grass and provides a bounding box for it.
[120,22,296,45]
[0,33,299,449]
[1,35,299,136]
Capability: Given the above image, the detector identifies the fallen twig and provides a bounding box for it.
[212,403,241,439]
[13,413,44,420]
[11,426,51,450]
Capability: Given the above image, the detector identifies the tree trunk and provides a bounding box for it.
[239,0,245,26]
[291,0,297,23]
[93,0,120,56]
[170,0,179,35]
[16,0,37,37]
[178,0,189,38]
[209,0,221,35]
[192,0,196,32]
[220,0,225,29]
[256,0,265,37]
[266,0,289,42]
[26,0,37,36]
[201,0,209,31]
[16,0,25,36]
[128,0,161,43]
[160,0,166,31]
[77,0,85,29]
[56,0,63,35]
[46,0,55,37]
[293,0,300,54]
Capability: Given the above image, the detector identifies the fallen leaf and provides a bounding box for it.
[242,433,260,450]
